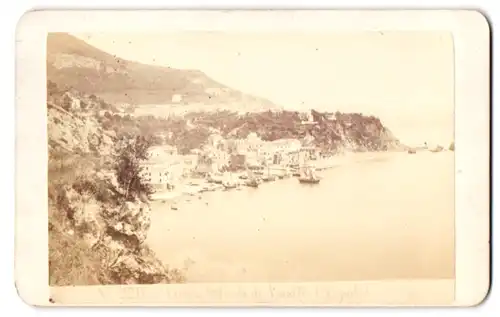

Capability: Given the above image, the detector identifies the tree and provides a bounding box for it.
[113,135,153,201]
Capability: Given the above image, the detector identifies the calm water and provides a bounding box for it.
[147,151,455,282]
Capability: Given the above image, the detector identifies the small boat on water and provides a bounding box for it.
[298,161,321,185]
[223,183,238,190]
[246,181,259,188]
[298,177,321,184]
[244,167,261,188]
[222,172,239,190]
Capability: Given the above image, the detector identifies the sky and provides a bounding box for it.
[74,32,455,146]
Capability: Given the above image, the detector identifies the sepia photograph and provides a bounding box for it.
[47,31,456,286]
[15,10,490,306]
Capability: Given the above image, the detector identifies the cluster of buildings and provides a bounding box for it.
[140,131,319,192]
[224,133,303,170]
[140,145,198,192]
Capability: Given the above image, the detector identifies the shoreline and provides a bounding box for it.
[149,149,452,206]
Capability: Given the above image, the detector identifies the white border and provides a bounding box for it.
[13,8,490,307]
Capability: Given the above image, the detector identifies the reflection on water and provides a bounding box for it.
[147,151,455,282]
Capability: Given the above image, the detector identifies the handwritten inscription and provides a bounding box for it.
[99,283,371,305]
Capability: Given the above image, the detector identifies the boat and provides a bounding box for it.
[298,177,321,184]
[222,172,239,190]
[298,169,321,184]
[206,173,221,184]
[246,180,260,188]
[244,167,261,188]
[223,183,238,190]
[297,152,321,184]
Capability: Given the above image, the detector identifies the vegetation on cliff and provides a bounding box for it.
[97,108,401,155]
[48,81,184,286]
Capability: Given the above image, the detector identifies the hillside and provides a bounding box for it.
[46,33,281,112]
[47,81,185,286]
[177,109,403,154]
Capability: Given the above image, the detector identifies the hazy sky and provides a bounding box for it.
[74,32,455,145]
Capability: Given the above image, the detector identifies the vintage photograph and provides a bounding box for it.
[46,30,455,287]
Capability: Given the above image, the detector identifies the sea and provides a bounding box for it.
[147,150,455,283]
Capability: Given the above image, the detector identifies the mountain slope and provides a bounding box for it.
[46,33,281,112]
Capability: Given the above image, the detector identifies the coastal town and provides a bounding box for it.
[138,105,452,203]
[141,127,328,202]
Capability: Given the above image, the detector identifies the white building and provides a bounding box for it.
[207,132,224,149]
[141,157,183,192]
[141,147,187,192]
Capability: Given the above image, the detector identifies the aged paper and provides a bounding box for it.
[15,9,490,307]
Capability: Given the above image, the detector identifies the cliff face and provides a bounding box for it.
[47,82,115,156]
[48,81,185,286]
[308,110,402,152]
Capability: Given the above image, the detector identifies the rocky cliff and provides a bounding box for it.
[48,81,185,286]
